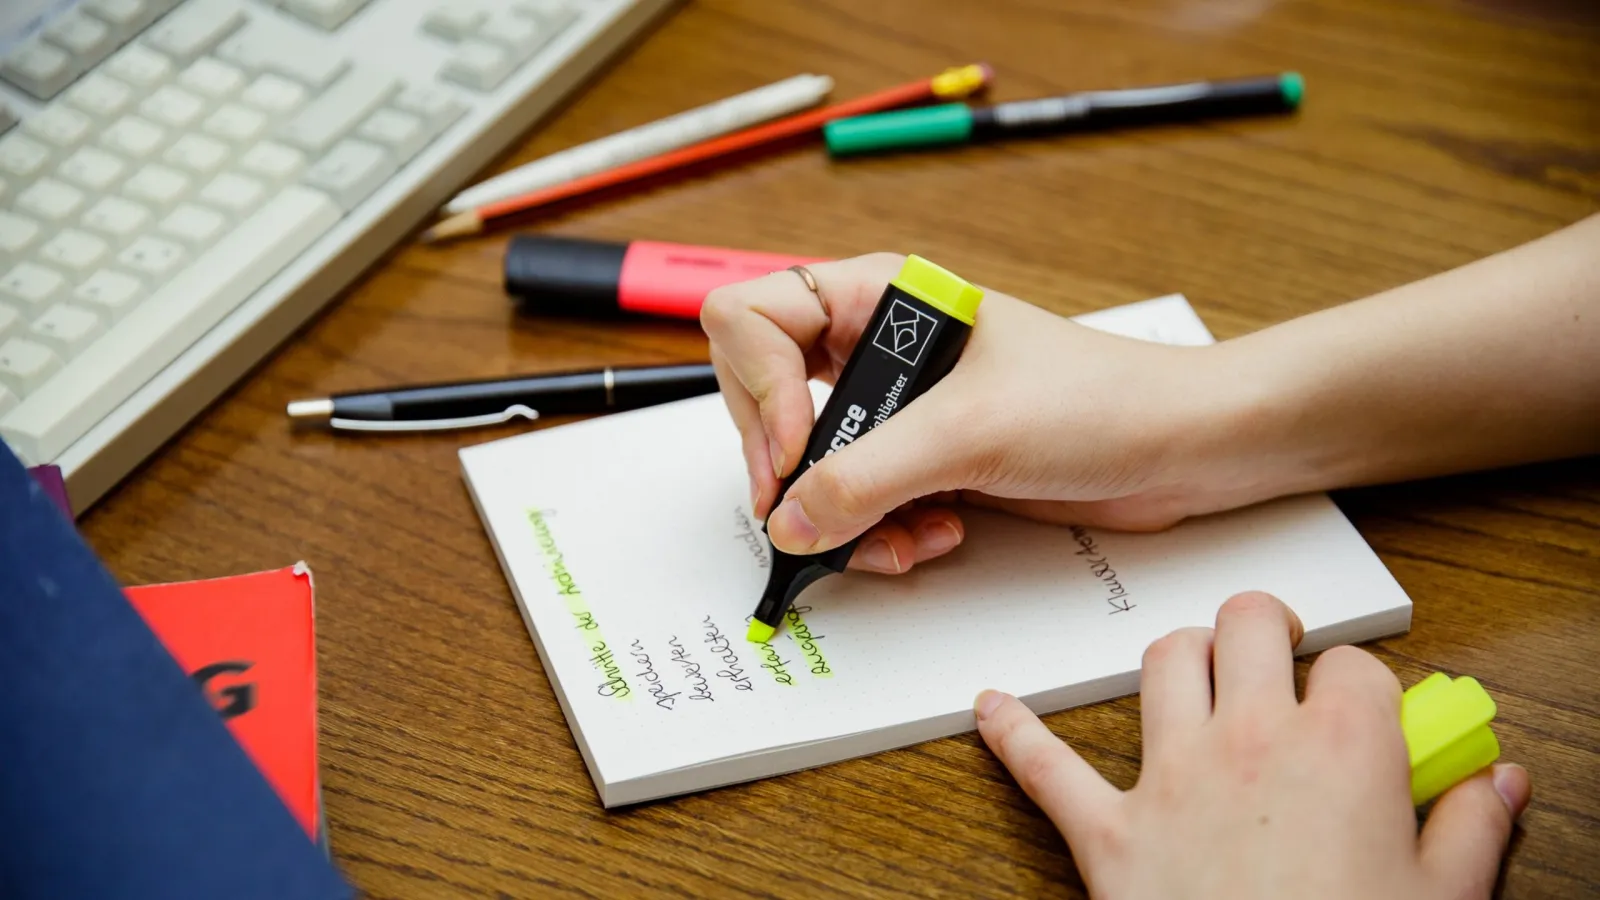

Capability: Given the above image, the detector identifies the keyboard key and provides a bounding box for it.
[1,186,341,461]
[2,39,76,100]
[0,304,20,341]
[203,103,268,143]
[440,40,512,92]
[357,109,426,159]
[283,0,373,30]
[144,0,246,66]
[237,141,306,183]
[45,11,118,70]
[39,229,111,274]
[83,0,162,41]
[302,139,392,210]
[118,236,186,277]
[212,30,268,73]
[73,270,145,319]
[475,14,552,55]
[65,73,137,119]
[0,262,69,310]
[30,304,104,356]
[278,69,396,153]
[158,203,228,245]
[0,133,53,178]
[179,57,246,100]
[163,133,231,176]
[217,30,349,88]
[0,106,15,134]
[0,384,14,416]
[0,213,43,263]
[273,54,352,91]
[26,106,95,152]
[105,44,176,89]
[18,179,88,224]
[392,85,467,133]
[514,0,578,30]
[59,146,129,192]
[140,85,208,129]
[199,171,265,213]
[100,116,168,159]
[0,339,61,397]
[82,196,153,241]
[240,73,306,115]
[422,7,486,40]
[124,164,192,212]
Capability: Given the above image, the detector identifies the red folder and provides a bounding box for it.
[124,564,321,840]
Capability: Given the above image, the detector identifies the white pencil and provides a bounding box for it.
[443,73,835,215]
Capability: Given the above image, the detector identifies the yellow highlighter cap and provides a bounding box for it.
[930,63,993,100]
[1401,673,1500,805]
[891,255,983,326]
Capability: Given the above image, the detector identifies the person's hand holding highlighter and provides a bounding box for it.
[702,251,1242,575]
[701,213,1599,896]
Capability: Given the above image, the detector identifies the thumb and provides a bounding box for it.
[1419,763,1530,897]
[766,388,976,554]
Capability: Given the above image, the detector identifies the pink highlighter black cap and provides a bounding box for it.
[504,234,629,317]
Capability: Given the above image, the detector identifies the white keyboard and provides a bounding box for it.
[0,0,675,509]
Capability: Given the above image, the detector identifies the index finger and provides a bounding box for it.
[975,690,1122,853]
[710,347,776,517]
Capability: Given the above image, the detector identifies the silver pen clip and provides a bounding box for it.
[329,404,541,433]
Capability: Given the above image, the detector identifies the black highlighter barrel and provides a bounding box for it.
[749,256,984,638]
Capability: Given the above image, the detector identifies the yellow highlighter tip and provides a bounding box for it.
[746,620,776,644]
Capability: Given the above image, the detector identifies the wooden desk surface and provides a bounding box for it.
[81,1,1598,897]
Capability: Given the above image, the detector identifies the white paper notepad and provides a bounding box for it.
[460,295,1413,807]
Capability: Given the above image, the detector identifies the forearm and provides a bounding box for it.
[1209,214,1600,500]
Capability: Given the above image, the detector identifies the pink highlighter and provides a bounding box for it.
[503,235,826,321]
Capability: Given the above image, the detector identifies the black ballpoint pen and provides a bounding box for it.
[286,363,720,432]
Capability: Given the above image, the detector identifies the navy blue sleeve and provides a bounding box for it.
[0,447,353,900]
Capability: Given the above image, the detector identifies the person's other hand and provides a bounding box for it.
[701,253,1258,574]
[974,591,1531,899]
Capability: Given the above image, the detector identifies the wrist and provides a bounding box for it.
[1150,337,1335,516]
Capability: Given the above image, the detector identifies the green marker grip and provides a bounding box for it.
[824,103,975,157]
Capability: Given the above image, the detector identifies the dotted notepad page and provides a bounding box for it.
[459,296,1413,801]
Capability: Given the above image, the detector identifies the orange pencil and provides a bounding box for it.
[422,64,992,243]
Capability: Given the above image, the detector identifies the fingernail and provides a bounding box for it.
[768,437,785,479]
[1492,763,1531,817]
[974,689,1006,721]
[768,497,820,552]
[859,539,901,573]
[748,472,761,514]
[916,521,962,556]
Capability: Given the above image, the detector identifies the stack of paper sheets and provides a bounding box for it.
[462,295,1413,807]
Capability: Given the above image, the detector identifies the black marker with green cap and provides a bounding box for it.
[746,256,984,644]
[824,72,1303,157]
